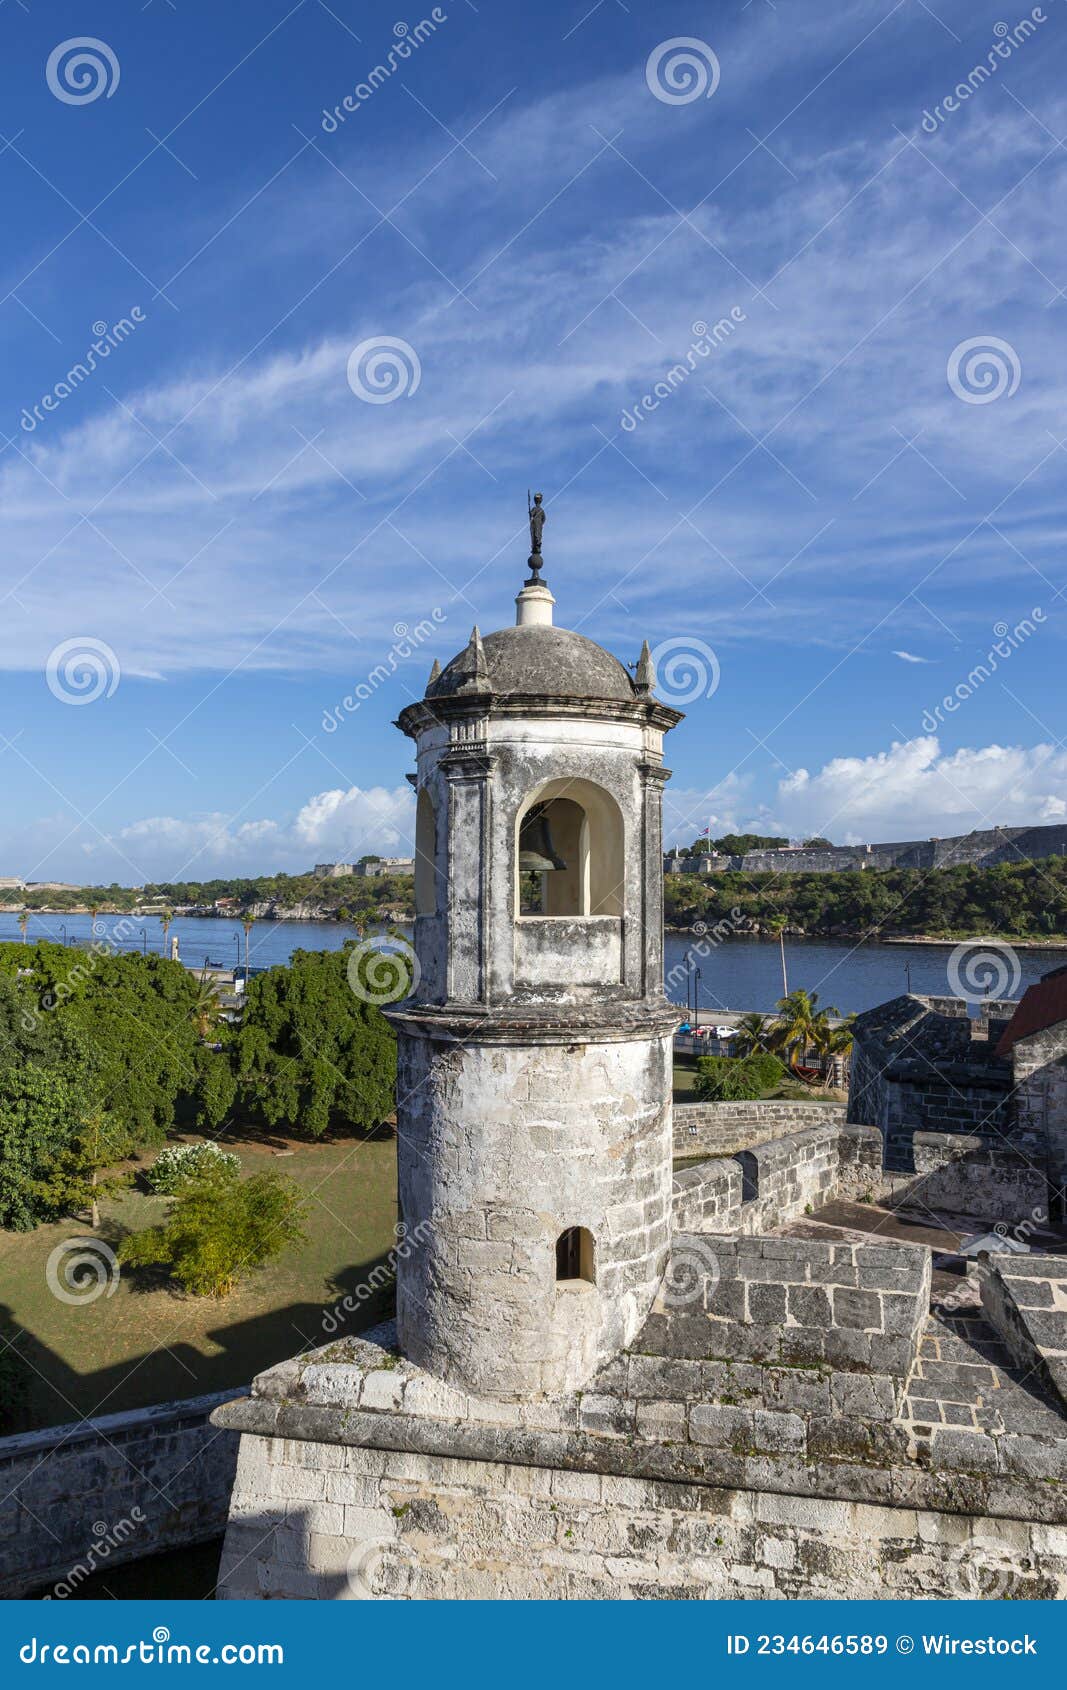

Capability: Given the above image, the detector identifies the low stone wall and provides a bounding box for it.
[880,1133,1049,1220]
[982,1256,1067,1409]
[673,1119,1050,1235]
[672,1122,868,1237]
[660,1234,930,1383]
[0,1391,241,1598]
[674,1100,847,1159]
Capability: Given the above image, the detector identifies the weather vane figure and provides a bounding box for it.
[527,490,546,581]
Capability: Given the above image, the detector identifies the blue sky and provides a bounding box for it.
[2,0,1066,883]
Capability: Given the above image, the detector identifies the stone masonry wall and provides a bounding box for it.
[0,1392,240,1598]
[217,1432,1067,1600]
[671,1123,863,1236]
[1013,1025,1067,1221]
[981,1256,1067,1409]
[396,1030,674,1400]
[673,1100,847,1158]
[648,1235,930,1383]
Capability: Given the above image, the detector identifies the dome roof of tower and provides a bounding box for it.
[427,622,637,703]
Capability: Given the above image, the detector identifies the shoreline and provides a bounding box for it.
[6,910,1067,950]
[664,925,1067,947]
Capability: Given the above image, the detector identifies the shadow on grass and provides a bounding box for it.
[0,1246,400,1437]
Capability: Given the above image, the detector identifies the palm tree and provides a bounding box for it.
[241,912,254,978]
[192,970,223,1042]
[157,907,174,957]
[812,1014,856,1090]
[17,909,28,944]
[774,988,841,1074]
[88,902,101,940]
[733,1012,777,1057]
[766,914,789,995]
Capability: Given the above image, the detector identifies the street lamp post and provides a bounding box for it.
[139,928,147,956]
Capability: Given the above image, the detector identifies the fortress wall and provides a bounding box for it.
[216,1431,1067,1601]
[665,821,1067,876]
[674,1099,847,1158]
[0,1391,240,1598]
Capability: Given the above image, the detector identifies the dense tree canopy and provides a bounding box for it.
[233,946,397,1136]
[0,943,235,1228]
[663,859,1067,938]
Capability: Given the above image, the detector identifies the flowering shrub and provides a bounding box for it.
[148,1141,240,1195]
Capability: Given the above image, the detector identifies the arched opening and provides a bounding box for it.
[414,788,438,916]
[515,779,624,918]
[556,1226,596,1285]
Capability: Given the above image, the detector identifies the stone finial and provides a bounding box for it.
[471,626,490,689]
[427,657,441,688]
[451,626,491,694]
[634,639,656,695]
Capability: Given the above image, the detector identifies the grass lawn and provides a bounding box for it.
[673,1053,847,1105]
[0,1131,398,1433]
[672,1055,702,1099]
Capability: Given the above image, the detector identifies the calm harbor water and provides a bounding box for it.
[1,911,1063,1016]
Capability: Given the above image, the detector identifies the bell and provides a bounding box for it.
[519,802,567,873]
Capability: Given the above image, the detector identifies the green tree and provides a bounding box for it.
[0,974,96,1229]
[695,1052,784,1101]
[773,988,841,1073]
[233,946,397,1137]
[120,1163,307,1296]
[732,1012,777,1056]
[158,908,174,957]
[241,913,255,976]
[34,1110,134,1228]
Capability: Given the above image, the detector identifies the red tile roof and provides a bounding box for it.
[996,966,1067,1056]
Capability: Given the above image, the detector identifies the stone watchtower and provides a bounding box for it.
[386,555,682,1401]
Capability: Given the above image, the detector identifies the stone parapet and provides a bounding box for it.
[673,1099,847,1158]
[981,1256,1067,1410]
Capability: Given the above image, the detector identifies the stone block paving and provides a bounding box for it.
[901,1310,1066,1438]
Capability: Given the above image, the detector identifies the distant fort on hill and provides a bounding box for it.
[665,821,1067,876]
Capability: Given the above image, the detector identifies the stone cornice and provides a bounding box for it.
[383,1000,681,1044]
[211,1394,1067,1528]
[396,693,682,741]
